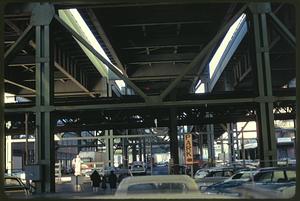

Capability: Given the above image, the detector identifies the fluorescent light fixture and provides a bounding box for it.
[209,14,246,78]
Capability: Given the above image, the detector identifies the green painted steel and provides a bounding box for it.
[251,3,277,167]
[58,9,109,78]
[160,5,248,100]
[0,5,6,198]
[33,3,55,193]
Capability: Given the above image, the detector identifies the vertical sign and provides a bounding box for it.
[184,133,193,165]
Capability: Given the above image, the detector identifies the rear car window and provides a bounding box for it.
[254,172,272,182]
[212,171,224,177]
[157,183,187,193]
[127,183,157,194]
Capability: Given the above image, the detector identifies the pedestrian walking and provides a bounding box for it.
[108,170,117,193]
[90,170,101,192]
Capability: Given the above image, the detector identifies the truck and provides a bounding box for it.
[72,151,107,176]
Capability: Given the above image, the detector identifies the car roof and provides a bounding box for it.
[121,175,196,186]
[117,175,199,192]
[257,167,296,171]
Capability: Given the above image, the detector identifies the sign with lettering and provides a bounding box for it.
[184,133,194,165]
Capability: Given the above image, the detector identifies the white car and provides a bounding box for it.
[115,175,236,199]
[130,164,146,175]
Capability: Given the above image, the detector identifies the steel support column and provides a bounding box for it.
[138,140,143,161]
[206,121,215,167]
[227,123,236,164]
[0,6,5,197]
[142,138,147,163]
[251,3,277,167]
[132,142,137,162]
[122,138,128,168]
[32,3,55,193]
[109,130,114,167]
[169,108,179,174]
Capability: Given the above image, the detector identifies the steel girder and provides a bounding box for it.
[160,5,248,100]
[32,3,56,193]
[269,12,296,49]
[0,5,5,197]
[54,15,149,101]
[250,3,277,167]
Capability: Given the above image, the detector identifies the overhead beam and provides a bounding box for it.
[5,19,22,35]
[54,15,149,101]
[130,75,194,81]
[159,5,248,100]
[4,24,34,63]
[29,40,95,98]
[113,20,212,27]
[86,8,125,74]
[121,36,206,50]
[7,55,35,66]
[4,79,35,92]
[54,62,95,98]
[127,53,196,64]
[269,12,296,49]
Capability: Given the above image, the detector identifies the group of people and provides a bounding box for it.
[90,170,118,193]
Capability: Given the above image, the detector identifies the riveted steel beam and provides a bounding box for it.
[269,12,296,49]
[54,15,149,101]
[160,5,248,100]
[86,8,125,74]
[250,3,277,167]
[0,6,6,197]
[4,24,34,63]
[31,3,55,193]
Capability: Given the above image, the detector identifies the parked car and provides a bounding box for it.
[223,170,258,182]
[115,175,237,199]
[253,167,296,183]
[4,176,32,197]
[194,167,236,190]
[130,162,147,175]
[205,167,296,197]
[228,182,296,199]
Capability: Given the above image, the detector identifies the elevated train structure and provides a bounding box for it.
[0,1,296,194]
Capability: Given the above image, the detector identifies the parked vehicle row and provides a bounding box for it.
[203,167,296,198]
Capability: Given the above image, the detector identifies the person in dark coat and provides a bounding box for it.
[108,170,118,192]
[90,170,101,192]
[101,175,107,190]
